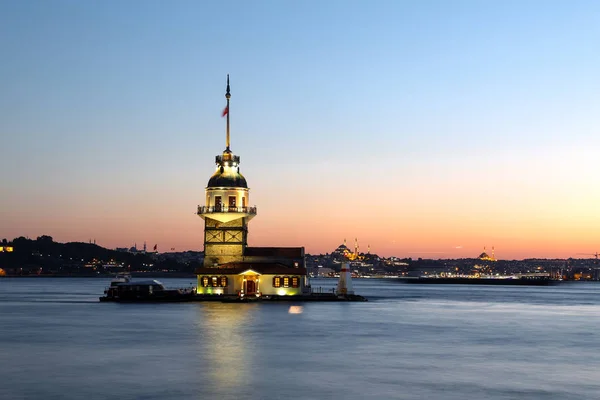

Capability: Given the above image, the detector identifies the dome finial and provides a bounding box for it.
[226,74,230,99]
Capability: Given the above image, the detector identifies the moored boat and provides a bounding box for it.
[99,278,196,302]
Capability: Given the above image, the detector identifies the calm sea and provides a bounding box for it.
[1,277,599,400]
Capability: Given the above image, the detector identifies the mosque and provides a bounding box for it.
[332,238,369,261]
[478,246,497,262]
[194,76,309,297]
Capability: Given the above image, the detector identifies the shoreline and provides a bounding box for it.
[0,273,197,279]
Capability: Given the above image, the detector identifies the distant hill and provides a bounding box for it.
[0,235,200,276]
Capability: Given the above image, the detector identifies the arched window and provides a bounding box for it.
[273,276,281,288]
[292,276,299,288]
[202,276,209,287]
[220,276,228,287]
[283,276,290,288]
[211,276,219,287]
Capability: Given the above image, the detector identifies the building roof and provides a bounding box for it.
[118,280,164,287]
[207,168,248,188]
[196,262,307,276]
[245,247,304,258]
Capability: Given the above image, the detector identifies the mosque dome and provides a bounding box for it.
[207,167,248,188]
[336,244,350,251]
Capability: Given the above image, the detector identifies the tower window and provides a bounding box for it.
[283,276,290,288]
[202,276,209,287]
[229,196,236,208]
[220,276,228,287]
[273,276,281,288]
[242,197,246,208]
[292,277,299,288]
[211,276,219,287]
[215,196,222,210]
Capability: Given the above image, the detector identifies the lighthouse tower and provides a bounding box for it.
[197,75,257,267]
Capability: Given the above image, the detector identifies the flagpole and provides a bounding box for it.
[225,74,231,150]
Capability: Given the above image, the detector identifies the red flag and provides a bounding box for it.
[153,244,157,251]
[221,105,228,117]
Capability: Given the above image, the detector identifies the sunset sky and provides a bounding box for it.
[2,1,600,259]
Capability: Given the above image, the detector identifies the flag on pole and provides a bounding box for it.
[153,244,157,251]
[222,105,228,117]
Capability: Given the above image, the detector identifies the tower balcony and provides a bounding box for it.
[216,155,240,165]
[197,205,257,223]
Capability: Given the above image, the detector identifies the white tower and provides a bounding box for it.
[336,262,355,295]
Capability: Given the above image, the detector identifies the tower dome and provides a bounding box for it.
[207,170,247,188]
[207,154,248,188]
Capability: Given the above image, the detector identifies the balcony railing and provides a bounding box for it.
[216,155,241,165]
[197,205,257,215]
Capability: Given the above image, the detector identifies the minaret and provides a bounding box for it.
[197,75,257,267]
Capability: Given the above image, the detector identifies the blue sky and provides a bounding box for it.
[1,1,599,258]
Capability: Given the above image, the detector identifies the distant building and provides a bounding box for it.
[331,238,366,261]
[116,243,148,254]
[478,246,497,262]
[315,267,335,277]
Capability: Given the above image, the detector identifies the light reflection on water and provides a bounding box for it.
[0,277,599,400]
[196,303,258,391]
[288,305,303,314]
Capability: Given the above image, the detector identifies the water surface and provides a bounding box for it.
[1,277,599,399]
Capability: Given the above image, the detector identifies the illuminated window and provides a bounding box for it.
[215,196,222,209]
[242,197,246,208]
[283,276,290,288]
[211,276,218,287]
[273,276,281,288]
[220,276,228,287]
[229,196,236,207]
[202,276,209,287]
[292,276,299,288]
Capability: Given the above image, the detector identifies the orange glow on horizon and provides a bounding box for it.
[5,206,599,260]
[4,146,600,260]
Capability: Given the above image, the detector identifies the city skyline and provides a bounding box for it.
[2,1,600,259]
